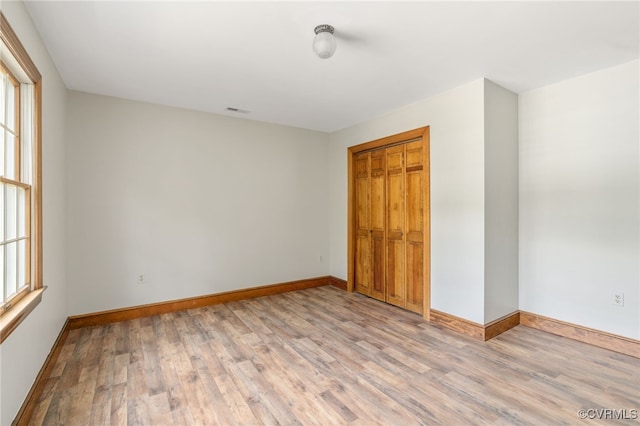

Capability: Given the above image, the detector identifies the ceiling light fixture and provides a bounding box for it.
[313,24,337,59]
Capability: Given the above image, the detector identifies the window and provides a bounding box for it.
[0,12,43,344]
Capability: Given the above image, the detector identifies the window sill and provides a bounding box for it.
[0,287,46,344]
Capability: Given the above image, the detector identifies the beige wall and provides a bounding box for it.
[0,2,69,424]
[484,80,519,322]
[519,60,639,339]
[66,91,330,315]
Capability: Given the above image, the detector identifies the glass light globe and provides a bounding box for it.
[313,30,337,59]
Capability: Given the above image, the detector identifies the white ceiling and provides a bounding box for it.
[25,1,639,133]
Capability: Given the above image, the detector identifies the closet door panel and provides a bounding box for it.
[386,145,405,308]
[386,148,404,233]
[387,238,405,307]
[371,236,385,300]
[355,236,371,295]
[406,242,423,313]
[354,153,371,296]
[405,140,424,313]
[370,149,386,301]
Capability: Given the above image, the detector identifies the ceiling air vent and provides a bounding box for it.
[225,107,250,114]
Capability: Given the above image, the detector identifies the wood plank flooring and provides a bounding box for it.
[29,286,639,425]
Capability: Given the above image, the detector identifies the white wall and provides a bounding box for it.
[484,80,519,322]
[66,92,330,315]
[329,80,487,324]
[0,2,68,424]
[519,60,639,339]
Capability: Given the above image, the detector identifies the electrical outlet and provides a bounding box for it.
[137,274,145,284]
[613,292,624,307]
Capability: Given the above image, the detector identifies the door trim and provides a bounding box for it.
[347,127,430,320]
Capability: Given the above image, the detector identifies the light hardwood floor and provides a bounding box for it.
[30,286,638,425]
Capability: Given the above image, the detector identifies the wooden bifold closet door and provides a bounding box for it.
[353,136,426,315]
